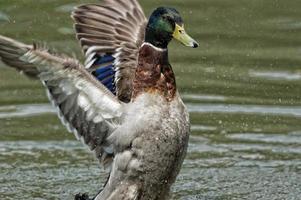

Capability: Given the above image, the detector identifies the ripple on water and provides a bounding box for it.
[183,94,227,102]
[191,124,217,131]
[0,140,81,152]
[249,70,301,81]
[277,20,301,30]
[187,103,301,117]
[0,104,54,118]
[3,102,300,119]
[261,17,301,30]
[226,133,301,145]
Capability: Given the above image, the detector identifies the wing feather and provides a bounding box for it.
[0,35,123,167]
[72,0,147,102]
[0,35,38,77]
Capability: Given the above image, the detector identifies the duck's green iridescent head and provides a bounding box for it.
[145,7,199,49]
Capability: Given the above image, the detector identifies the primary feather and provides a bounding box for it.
[0,36,37,77]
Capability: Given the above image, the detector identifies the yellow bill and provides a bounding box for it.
[172,24,199,48]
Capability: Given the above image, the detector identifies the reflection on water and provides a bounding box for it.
[1,0,301,199]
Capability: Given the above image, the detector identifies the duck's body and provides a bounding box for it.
[0,1,198,199]
[99,92,189,200]
[97,43,190,200]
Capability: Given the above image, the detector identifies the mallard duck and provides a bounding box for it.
[0,0,198,199]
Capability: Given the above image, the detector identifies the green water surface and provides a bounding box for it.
[0,0,301,199]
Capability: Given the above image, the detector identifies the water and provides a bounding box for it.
[0,0,301,199]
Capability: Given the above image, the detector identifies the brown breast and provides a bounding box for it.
[132,43,176,102]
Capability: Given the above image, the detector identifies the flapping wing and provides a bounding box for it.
[0,35,123,167]
[72,0,147,102]
[0,36,38,78]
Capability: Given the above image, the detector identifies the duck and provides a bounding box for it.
[0,0,198,199]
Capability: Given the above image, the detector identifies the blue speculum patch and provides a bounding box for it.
[92,54,116,95]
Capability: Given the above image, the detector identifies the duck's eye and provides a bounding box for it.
[179,30,183,34]
[163,15,173,23]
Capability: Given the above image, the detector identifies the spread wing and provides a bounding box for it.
[72,0,147,103]
[0,35,123,167]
